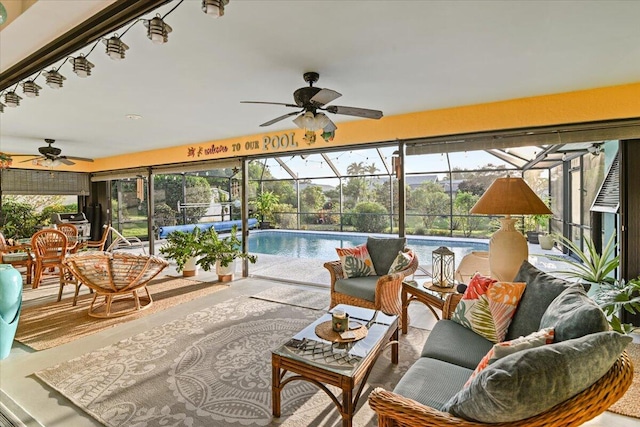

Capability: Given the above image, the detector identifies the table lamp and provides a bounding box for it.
[470,176,552,281]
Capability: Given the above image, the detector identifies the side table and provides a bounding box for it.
[401,280,457,334]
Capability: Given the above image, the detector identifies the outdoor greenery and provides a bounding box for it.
[0,196,76,239]
[594,277,640,334]
[352,201,389,233]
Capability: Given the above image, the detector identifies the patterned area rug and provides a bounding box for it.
[608,342,640,419]
[36,296,428,427]
[250,286,329,310]
[16,277,228,350]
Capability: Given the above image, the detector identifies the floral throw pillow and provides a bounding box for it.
[451,273,526,343]
[464,327,555,387]
[388,250,414,274]
[336,244,376,278]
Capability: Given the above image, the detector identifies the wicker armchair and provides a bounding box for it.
[325,250,418,317]
[63,251,168,318]
[0,232,33,285]
[368,292,634,427]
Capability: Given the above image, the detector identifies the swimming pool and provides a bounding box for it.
[248,230,488,264]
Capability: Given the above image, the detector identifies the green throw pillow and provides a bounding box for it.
[539,284,609,342]
[442,331,631,423]
[366,237,406,275]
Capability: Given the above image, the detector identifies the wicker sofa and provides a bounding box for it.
[369,261,633,427]
[325,236,418,318]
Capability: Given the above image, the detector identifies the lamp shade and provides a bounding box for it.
[470,176,552,215]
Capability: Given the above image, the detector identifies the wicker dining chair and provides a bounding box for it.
[57,223,80,254]
[63,251,168,318]
[0,232,33,285]
[325,249,419,317]
[30,229,82,304]
[368,292,634,427]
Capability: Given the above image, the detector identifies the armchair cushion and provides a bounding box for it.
[421,320,494,370]
[335,244,375,278]
[540,284,609,342]
[505,260,573,340]
[334,276,380,302]
[442,331,632,423]
[366,237,406,275]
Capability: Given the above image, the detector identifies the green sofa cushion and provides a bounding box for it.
[366,237,406,276]
[505,261,573,341]
[334,276,380,302]
[421,320,494,370]
[393,357,473,411]
[540,284,609,342]
[442,331,631,423]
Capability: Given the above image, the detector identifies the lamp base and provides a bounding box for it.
[489,217,528,282]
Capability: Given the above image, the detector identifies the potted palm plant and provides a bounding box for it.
[159,227,203,277]
[544,233,619,297]
[254,191,279,229]
[196,225,257,282]
[594,276,640,334]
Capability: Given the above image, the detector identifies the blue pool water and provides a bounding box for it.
[248,231,488,264]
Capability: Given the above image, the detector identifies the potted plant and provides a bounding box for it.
[159,227,203,277]
[196,225,257,282]
[594,276,640,334]
[524,199,551,245]
[544,233,619,297]
[254,191,279,229]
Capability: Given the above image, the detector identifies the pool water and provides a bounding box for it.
[248,231,488,264]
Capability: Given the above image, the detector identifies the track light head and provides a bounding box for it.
[43,69,66,89]
[144,14,172,44]
[22,80,42,97]
[103,35,129,60]
[71,55,94,78]
[202,0,229,17]
[4,91,22,107]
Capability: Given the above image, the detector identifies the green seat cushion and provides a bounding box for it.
[540,284,609,342]
[2,253,30,262]
[421,320,494,370]
[334,276,380,302]
[394,357,473,411]
[505,261,573,341]
[442,331,631,423]
[366,237,406,276]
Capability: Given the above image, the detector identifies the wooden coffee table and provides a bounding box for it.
[401,280,458,334]
[271,304,398,427]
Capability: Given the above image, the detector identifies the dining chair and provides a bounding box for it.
[30,229,81,304]
[0,232,33,285]
[57,223,80,254]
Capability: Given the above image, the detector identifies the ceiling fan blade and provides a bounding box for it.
[260,111,302,127]
[325,105,383,119]
[58,158,75,166]
[18,156,41,163]
[241,101,300,108]
[310,89,342,106]
[64,156,94,162]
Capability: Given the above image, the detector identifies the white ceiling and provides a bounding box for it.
[1,0,639,162]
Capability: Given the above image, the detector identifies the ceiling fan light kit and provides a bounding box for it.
[22,80,42,98]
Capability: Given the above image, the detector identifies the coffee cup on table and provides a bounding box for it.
[332,309,348,332]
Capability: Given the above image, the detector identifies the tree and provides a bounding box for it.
[300,186,326,223]
[457,180,486,196]
[410,182,450,230]
[454,191,481,237]
[352,201,389,233]
[154,175,212,224]
[254,191,279,223]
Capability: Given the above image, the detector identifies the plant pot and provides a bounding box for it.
[216,259,236,282]
[526,231,540,244]
[259,221,271,230]
[0,264,23,359]
[183,256,199,277]
[538,234,554,250]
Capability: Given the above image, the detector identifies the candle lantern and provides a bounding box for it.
[432,246,455,288]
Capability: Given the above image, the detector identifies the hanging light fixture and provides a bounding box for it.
[43,69,66,89]
[202,0,229,17]
[36,158,62,168]
[0,100,5,113]
[22,80,42,97]
[103,35,129,60]
[71,55,95,78]
[293,111,332,132]
[4,91,22,108]
[144,14,172,44]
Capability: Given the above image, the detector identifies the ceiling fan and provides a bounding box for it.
[241,72,383,133]
[17,139,94,167]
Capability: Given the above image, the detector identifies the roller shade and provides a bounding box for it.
[91,168,149,182]
[1,169,90,195]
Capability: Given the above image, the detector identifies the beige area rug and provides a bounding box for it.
[16,277,228,351]
[251,286,330,311]
[608,342,640,419]
[36,296,429,427]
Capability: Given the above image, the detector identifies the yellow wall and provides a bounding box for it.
[16,81,640,173]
